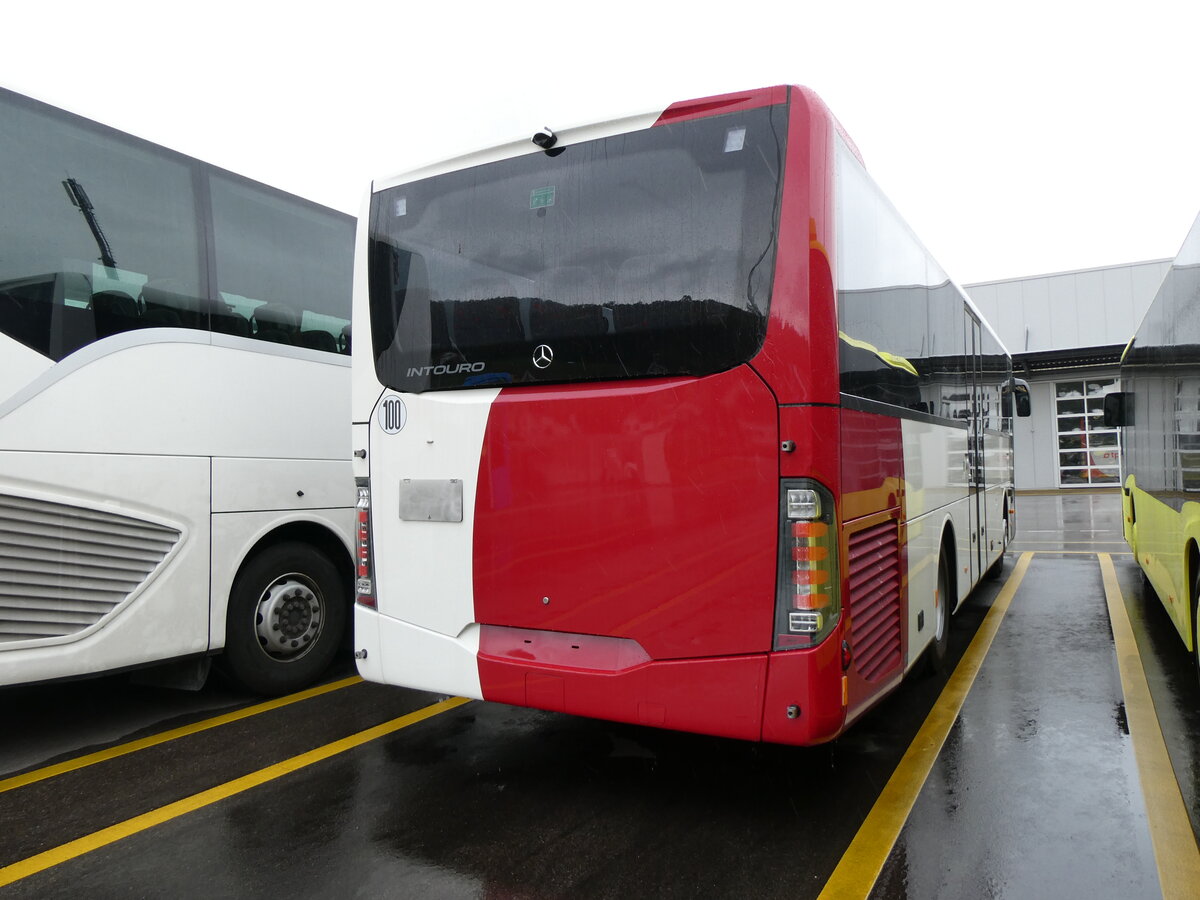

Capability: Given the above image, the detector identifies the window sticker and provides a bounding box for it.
[724,127,746,153]
[530,186,556,210]
[393,197,407,217]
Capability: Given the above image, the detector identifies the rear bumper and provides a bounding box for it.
[358,609,849,745]
[479,624,847,745]
[479,627,768,741]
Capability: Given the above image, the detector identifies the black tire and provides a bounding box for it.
[984,516,1008,581]
[926,550,952,675]
[1192,567,1200,689]
[221,541,347,695]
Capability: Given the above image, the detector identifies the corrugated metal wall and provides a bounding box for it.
[966,260,1170,355]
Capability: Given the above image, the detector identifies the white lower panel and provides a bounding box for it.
[369,389,500,639]
[357,605,482,700]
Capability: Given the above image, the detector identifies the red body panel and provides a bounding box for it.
[479,626,767,741]
[839,408,903,523]
[473,366,778,661]
[747,86,840,406]
[778,405,840,487]
[839,408,907,719]
[761,622,847,744]
[654,85,789,126]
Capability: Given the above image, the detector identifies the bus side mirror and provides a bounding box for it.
[1003,379,1032,418]
[1103,391,1131,427]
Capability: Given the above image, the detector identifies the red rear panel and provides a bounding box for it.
[473,365,778,661]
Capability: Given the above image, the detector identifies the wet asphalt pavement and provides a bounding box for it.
[1,492,1197,898]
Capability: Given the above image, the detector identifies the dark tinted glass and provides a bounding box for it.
[368,105,786,392]
[835,137,969,420]
[210,176,354,352]
[0,91,204,360]
[1123,212,1200,500]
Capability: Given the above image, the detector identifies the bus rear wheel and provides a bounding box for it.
[984,516,1008,581]
[1192,567,1200,688]
[221,541,347,695]
[925,550,952,675]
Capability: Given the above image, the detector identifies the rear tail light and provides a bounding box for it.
[775,480,839,650]
[355,478,376,609]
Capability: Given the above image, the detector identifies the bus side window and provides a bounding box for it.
[252,302,300,344]
[91,290,141,337]
[299,329,338,352]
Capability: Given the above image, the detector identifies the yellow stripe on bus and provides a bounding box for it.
[817,551,1033,900]
[0,676,363,795]
[1098,553,1200,895]
[0,695,470,889]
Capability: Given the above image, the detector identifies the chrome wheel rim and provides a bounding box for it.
[254,572,323,660]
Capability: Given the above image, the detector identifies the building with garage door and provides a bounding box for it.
[965,259,1171,491]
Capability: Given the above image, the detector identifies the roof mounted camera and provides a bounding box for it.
[532,127,557,149]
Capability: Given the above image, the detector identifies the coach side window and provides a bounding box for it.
[0,93,204,360]
[209,176,353,354]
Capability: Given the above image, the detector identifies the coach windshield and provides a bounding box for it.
[367,104,785,392]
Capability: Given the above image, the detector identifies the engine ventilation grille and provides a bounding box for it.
[0,493,180,644]
[848,520,902,682]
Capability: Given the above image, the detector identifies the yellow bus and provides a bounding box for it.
[1107,209,1200,679]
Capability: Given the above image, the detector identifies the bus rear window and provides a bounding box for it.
[367,105,785,392]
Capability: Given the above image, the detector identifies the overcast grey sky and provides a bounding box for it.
[5,0,1199,284]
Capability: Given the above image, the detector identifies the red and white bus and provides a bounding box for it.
[351,85,1028,745]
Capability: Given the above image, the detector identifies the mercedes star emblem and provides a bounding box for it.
[532,344,554,369]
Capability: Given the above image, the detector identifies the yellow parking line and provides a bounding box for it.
[0,695,470,888]
[1098,553,1200,895]
[817,551,1033,900]
[1008,549,1133,556]
[0,676,363,795]
[1011,541,1129,546]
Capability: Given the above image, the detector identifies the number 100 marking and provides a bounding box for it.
[380,396,407,434]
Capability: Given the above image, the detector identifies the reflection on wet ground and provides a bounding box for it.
[1,491,1197,898]
[875,554,1158,898]
[1009,489,1128,555]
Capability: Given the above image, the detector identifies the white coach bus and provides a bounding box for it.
[0,87,355,693]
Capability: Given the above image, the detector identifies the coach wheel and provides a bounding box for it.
[926,550,952,675]
[1192,568,1200,688]
[221,541,347,695]
[984,525,1006,581]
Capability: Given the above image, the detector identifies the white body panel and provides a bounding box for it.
[352,389,497,696]
[0,332,348,459]
[0,330,353,685]
[211,458,353,514]
[356,606,483,700]
[902,417,969,668]
[0,342,52,392]
[901,417,1011,671]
